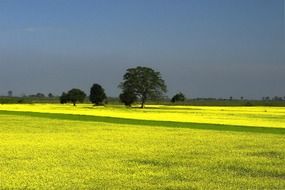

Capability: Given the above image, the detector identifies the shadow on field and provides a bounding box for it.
[0,110,284,135]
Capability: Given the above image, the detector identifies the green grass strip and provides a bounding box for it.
[0,110,284,135]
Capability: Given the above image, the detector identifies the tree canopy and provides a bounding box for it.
[119,90,137,107]
[60,88,86,106]
[89,83,107,105]
[119,66,167,108]
[60,92,69,104]
[171,92,186,103]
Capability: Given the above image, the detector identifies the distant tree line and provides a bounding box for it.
[5,91,55,98]
[59,66,170,108]
[3,66,285,107]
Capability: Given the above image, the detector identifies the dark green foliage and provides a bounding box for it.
[60,89,86,106]
[171,92,186,103]
[60,92,69,104]
[245,101,253,106]
[119,66,167,108]
[48,93,54,98]
[119,90,137,107]
[89,83,107,106]
[67,89,86,106]
[29,93,45,98]
[0,97,59,104]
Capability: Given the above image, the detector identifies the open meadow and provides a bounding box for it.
[0,104,284,189]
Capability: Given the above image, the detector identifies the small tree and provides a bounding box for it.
[60,92,69,104]
[67,88,86,106]
[37,93,45,98]
[171,92,186,103]
[89,83,107,106]
[8,90,13,97]
[48,93,54,98]
[119,90,137,107]
[119,66,167,108]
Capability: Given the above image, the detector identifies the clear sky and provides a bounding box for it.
[0,0,284,99]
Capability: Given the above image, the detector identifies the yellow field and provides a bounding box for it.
[0,104,284,189]
[0,104,284,128]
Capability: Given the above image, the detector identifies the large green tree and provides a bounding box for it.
[89,83,107,106]
[119,66,167,108]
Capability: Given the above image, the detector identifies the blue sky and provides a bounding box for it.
[0,0,284,99]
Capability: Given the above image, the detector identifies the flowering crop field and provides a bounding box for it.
[0,104,284,189]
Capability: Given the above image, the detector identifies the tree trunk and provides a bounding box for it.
[141,96,146,108]
[141,102,144,108]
